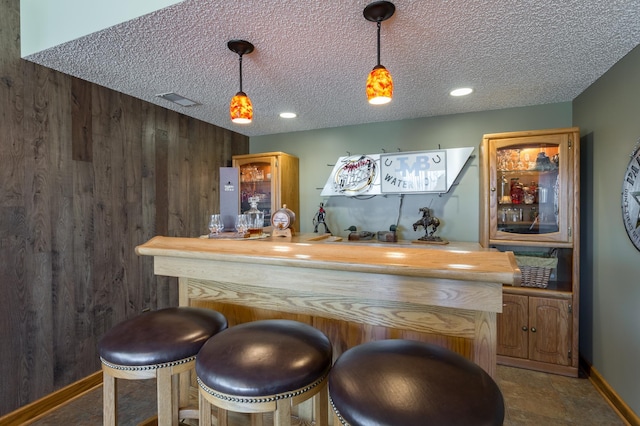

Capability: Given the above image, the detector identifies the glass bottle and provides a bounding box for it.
[499,174,511,204]
[245,196,264,236]
[510,178,523,204]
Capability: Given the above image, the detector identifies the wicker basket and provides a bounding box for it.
[515,255,558,288]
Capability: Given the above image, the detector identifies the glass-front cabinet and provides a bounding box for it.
[484,132,575,244]
[232,152,299,229]
[480,127,580,377]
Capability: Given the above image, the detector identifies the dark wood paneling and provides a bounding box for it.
[0,0,249,415]
[71,76,92,162]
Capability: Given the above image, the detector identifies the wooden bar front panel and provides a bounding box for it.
[137,236,520,377]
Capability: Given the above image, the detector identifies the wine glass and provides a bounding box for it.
[208,214,222,237]
[235,214,248,235]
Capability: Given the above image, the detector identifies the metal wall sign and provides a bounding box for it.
[328,154,379,196]
[321,147,474,197]
[380,150,446,193]
[622,140,640,251]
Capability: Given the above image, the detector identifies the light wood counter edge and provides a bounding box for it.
[136,235,520,286]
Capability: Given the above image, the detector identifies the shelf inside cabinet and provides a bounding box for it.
[504,281,573,297]
[491,244,574,293]
[241,179,272,184]
[498,223,559,234]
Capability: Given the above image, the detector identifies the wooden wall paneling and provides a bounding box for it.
[188,119,198,235]
[0,0,22,209]
[184,117,199,237]
[216,126,229,168]
[106,88,129,319]
[169,111,188,238]
[209,123,221,226]
[139,101,157,310]
[231,129,249,159]
[90,84,119,337]
[0,221,28,414]
[71,76,92,162]
[154,126,169,237]
[48,69,79,387]
[73,78,98,359]
[214,124,226,190]
[21,60,55,402]
[122,95,145,315]
[199,121,216,233]
[0,1,251,413]
[153,109,175,309]
[104,88,131,323]
[185,117,201,237]
[0,0,24,413]
[72,156,98,375]
[162,108,183,308]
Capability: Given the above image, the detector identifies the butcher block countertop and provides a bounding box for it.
[136,234,521,286]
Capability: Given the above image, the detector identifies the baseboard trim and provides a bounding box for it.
[0,371,102,426]
[581,357,639,426]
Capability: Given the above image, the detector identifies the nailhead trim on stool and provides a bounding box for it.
[197,371,328,403]
[100,356,196,372]
[328,339,505,426]
[196,319,333,426]
[98,307,228,426]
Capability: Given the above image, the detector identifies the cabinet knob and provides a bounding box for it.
[530,327,537,333]
[490,187,496,192]
[521,326,528,331]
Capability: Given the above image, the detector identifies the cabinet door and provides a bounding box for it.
[528,297,572,365]
[483,130,575,244]
[234,156,277,226]
[497,294,528,358]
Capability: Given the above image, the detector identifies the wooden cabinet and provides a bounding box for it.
[233,152,299,228]
[498,294,572,366]
[480,127,580,377]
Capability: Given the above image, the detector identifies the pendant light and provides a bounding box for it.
[363,1,395,105]
[228,40,254,124]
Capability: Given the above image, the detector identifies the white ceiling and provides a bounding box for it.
[23,0,640,138]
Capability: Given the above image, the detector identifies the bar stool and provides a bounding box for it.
[98,307,228,426]
[328,339,504,426]
[196,319,333,426]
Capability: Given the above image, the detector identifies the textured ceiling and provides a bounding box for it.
[24,0,640,137]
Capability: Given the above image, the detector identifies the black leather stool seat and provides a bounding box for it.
[99,307,228,426]
[328,339,505,426]
[99,307,228,368]
[196,319,332,399]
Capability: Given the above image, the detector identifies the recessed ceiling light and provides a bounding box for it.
[156,92,200,107]
[279,112,297,119]
[450,88,473,97]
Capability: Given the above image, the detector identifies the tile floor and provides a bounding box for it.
[26,365,626,425]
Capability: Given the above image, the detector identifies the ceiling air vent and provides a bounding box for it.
[156,92,200,107]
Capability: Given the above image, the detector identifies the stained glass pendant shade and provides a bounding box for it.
[363,1,395,105]
[227,40,254,124]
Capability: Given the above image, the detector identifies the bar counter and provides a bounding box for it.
[136,234,520,377]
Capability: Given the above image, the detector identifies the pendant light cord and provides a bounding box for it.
[376,21,382,66]
[238,54,244,93]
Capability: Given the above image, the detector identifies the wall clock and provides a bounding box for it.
[622,140,640,251]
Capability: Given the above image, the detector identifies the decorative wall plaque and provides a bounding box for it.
[321,147,473,197]
[380,150,446,193]
[622,140,640,251]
